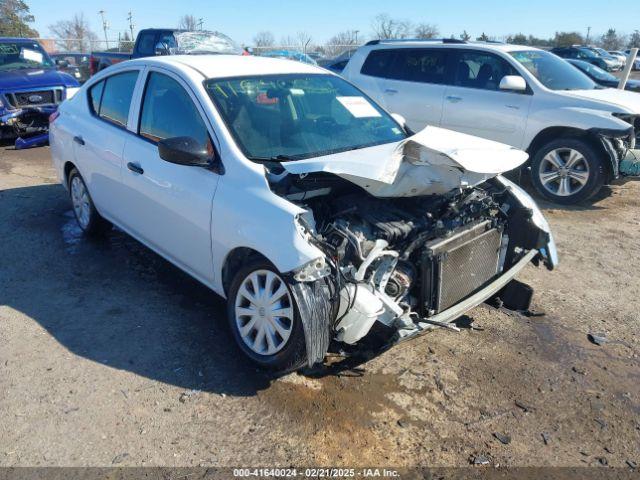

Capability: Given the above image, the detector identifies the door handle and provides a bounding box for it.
[446,95,462,103]
[73,136,85,146]
[384,88,398,94]
[127,162,144,175]
[505,104,520,110]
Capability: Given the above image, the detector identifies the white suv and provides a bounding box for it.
[342,40,639,204]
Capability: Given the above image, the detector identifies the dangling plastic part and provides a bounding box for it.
[15,133,49,150]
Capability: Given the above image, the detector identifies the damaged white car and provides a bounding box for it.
[50,55,557,371]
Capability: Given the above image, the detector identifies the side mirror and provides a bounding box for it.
[499,75,527,92]
[154,42,169,56]
[158,136,212,167]
[56,59,69,67]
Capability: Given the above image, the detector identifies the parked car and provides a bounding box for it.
[607,50,628,66]
[342,40,639,204]
[0,38,80,141]
[623,50,640,70]
[585,46,624,70]
[259,50,318,65]
[551,46,620,72]
[49,55,556,371]
[51,53,91,83]
[89,29,241,74]
[567,59,640,92]
[319,48,359,74]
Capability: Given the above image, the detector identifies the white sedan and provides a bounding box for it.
[50,55,556,371]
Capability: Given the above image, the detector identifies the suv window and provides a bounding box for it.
[137,32,156,56]
[361,49,397,78]
[452,50,517,90]
[138,72,211,149]
[89,71,138,127]
[392,49,447,84]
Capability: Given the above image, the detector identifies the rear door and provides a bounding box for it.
[119,68,220,283]
[72,69,141,219]
[377,48,449,131]
[440,49,532,147]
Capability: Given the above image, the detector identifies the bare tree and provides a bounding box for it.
[459,30,471,41]
[599,28,624,50]
[253,31,274,48]
[324,30,359,57]
[371,13,412,40]
[476,32,490,42]
[178,14,197,31]
[414,23,439,40]
[295,31,313,53]
[629,30,640,48]
[49,13,97,52]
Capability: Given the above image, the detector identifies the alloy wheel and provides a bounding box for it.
[70,176,91,229]
[538,148,590,197]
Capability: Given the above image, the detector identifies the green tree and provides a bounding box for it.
[459,30,471,41]
[507,33,528,45]
[628,30,640,48]
[476,32,490,42]
[554,31,584,47]
[600,28,623,50]
[0,0,38,37]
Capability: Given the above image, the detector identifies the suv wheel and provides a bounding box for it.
[530,138,606,204]
[68,168,111,235]
[227,261,307,372]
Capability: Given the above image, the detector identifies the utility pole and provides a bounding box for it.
[354,30,360,45]
[98,10,109,49]
[127,11,135,41]
[197,18,204,31]
[586,26,591,45]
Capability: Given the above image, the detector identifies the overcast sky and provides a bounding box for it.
[27,0,640,45]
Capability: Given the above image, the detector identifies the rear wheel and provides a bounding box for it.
[227,261,307,372]
[530,138,606,204]
[68,168,111,236]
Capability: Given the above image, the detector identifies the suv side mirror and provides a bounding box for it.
[499,75,527,92]
[158,136,222,171]
[154,42,170,56]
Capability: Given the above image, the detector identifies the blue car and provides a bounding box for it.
[1,38,80,141]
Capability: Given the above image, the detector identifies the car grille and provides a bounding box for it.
[6,89,62,108]
[420,221,503,314]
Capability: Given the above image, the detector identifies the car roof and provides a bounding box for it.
[135,54,327,79]
[364,39,536,53]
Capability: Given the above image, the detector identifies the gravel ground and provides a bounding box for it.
[0,144,639,468]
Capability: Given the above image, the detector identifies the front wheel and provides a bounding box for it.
[530,138,606,204]
[227,262,307,372]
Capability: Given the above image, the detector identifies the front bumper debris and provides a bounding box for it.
[619,149,640,176]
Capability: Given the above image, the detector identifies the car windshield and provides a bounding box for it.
[174,31,242,55]
[0,41,54,71]
[511,50,597,91]
[205,74,406,161]
[576,61,617,82]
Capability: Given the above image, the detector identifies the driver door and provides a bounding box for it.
[120,69,220,284]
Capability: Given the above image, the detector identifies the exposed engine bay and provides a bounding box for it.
[266,166,554,357]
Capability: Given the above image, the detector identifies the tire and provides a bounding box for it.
[530,138,606,204]
[227,261,307,372]
[68,168,111,236]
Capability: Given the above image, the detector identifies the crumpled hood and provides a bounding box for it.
[0,68,78,91]
[282,126,528,197]
[562,88,640,114]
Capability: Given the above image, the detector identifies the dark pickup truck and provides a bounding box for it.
[89,28,242,74]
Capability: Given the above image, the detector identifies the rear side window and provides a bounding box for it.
[361,49,398,78]
[136,32,156,56]
[392,49,447,84]
[138,72,211,149]
[88,80,104,114]
[90,71,138,127]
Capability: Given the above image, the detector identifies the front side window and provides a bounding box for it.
[137,33,156,56]
[511,50,596,91]
[361,49,398,78]
[205,74,406,161]
[452,51,518,90]
[92,71,138,127]
[138,72,211,150]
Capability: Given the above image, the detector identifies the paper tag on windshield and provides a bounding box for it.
[21,48,43,63]
[337,96,381,118]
